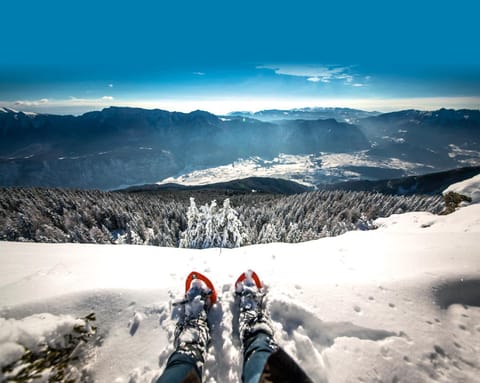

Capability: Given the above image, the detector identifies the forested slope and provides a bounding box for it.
[0,188,444,247]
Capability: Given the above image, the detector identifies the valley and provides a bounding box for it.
[1,107,479,190]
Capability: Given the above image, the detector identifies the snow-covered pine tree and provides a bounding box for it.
[179,198,247,249]
[215,198,248,248]
[286,222,302,243]
[258,222,279,244]
[179,197,202,248]
[201,200,218,248]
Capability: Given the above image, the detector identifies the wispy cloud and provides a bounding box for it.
[193,71,205,76]
[108,83,114,88]
[14,98,49,106]
[258,64,365,86]
[0,96,116,114]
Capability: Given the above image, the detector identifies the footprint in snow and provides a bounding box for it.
[380,345,392,359]
[269,299,397,351]
[269,299,397,383]
[129,312,143,336]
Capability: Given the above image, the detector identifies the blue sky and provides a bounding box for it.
[1,0,479,114]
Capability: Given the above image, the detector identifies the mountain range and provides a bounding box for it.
[1,106,479,189]
[227,107,380,123]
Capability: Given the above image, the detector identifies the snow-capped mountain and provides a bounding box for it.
[0,107,479,189]
[228,107,380,123]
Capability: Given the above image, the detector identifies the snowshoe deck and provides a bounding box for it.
[235,269,263,290]
[185,271,217,305]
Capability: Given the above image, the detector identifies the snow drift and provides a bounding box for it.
[443,173,480,203]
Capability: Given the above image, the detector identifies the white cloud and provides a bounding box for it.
[193,72,205,76]
[0,96,117,114]
[108,83,114,88]
[14,98,49,106]
[258,64,368,87]
[258,64,351,83]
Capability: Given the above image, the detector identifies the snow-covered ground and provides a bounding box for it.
[157,152,429,187]
[444,173,480,203]
[1,178,480,382]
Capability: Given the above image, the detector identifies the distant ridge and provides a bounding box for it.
[228,107,380,123]
[320,166,480,195]
[1,106,479,189]
[119,177,313,195]
[120,167,480,197]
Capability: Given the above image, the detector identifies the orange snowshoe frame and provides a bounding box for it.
[235,270,263,289]
[185,271,218,305]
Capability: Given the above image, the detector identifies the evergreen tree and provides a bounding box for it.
[179,198,247,248]
[179,198,202,248]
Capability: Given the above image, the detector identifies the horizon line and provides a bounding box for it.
[1,96,480,116]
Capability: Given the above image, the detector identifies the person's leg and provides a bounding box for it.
[156,273,214,383]
[156,315,209,383]
[241,331,277,383]
[237,271,314,383]
[236,270,277,383]
[156,351,202,383]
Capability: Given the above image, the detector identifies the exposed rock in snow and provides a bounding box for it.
[443,173,480,203]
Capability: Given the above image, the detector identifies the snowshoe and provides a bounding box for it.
[173,271,217,363]
[235,270,274,341]
[236,270,314,383]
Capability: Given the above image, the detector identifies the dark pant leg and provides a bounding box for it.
[156,351,202,383]
[242,331,276,383]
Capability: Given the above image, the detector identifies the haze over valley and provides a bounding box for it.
[1,106,479,190]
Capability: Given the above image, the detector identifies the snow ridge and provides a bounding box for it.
[443,173,480,203]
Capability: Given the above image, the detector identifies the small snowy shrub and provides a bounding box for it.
[0,313,97,382]
[441,191,472,215]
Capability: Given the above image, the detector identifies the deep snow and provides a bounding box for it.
[1,179,480,382]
